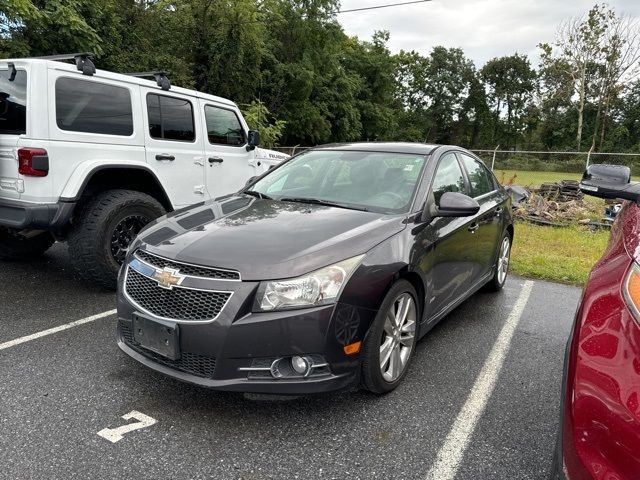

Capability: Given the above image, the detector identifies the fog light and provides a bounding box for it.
[291,356,310,375]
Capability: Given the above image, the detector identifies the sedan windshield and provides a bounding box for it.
[249,150,427,213]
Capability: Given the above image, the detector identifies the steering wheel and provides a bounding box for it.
[370,191,405,206]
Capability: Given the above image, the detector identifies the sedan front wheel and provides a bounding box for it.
[361,280,419,394]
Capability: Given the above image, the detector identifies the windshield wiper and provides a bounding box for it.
[243,190,273,200]
[280,197,368,212]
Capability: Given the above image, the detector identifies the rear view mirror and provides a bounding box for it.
[580,164,640,204]
[422,192,480,222]
[246,130,260,151]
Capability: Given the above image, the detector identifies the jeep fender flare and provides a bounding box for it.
[59,161,173,211]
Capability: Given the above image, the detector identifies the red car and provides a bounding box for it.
[552,165,640,479]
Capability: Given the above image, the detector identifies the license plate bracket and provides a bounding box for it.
[132,314,180,360]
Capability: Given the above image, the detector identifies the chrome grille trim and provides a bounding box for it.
[134,250,241,281]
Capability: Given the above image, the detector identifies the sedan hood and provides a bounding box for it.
[136,196,406,281]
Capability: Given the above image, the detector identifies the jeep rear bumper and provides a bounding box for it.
[0,198,75,230]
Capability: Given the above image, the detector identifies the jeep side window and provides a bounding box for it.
[204,105,245,146]
[55,77,133,136]
[0,68,27,135]
[147,94,195,142]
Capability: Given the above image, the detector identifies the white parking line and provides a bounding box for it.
[0,309,117,352]
[425,280,534,480]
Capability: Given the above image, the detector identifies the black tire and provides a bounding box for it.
[484,231,512,292]
[0,228,55,261]
[68,190,165,289]
[361,280,419,394]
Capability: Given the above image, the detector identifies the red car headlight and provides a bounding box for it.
[623,262,640,319]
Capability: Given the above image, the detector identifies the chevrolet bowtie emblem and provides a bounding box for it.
[153,267,185,289]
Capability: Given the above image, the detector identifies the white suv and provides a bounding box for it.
[0,54,288,288]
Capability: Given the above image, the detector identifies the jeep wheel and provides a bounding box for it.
[0,228,55,261]
[68,190,165,289]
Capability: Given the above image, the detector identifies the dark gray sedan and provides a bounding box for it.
[116,143,513,394]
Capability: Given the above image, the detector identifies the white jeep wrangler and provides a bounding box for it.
[0,53,288,288]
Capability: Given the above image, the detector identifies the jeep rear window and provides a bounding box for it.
[147,94,195,142]
[55,77,133,136]
[0,68,27,135]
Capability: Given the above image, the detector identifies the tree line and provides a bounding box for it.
[2,1,640,153]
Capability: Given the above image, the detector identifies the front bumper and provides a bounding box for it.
[116,266,376,394]
[0,197,75,230]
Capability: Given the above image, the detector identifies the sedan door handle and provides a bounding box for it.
[155,154,175,161]
[208,157,224,164]
[468,223,479,233]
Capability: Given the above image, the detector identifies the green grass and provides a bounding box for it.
[495,169,640,188]
[495,169,582,187]
[510,222,610,284]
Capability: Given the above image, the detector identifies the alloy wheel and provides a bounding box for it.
[497,236,511,285]
[379,292,417,383]
[110,215,149,265]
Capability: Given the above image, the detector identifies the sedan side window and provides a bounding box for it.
[459,153,495,198]
[431,153,466,205]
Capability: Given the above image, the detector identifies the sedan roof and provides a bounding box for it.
[311,142,440,155]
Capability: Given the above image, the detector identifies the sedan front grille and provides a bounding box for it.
[125,268,232,321]
[135,250,240,280]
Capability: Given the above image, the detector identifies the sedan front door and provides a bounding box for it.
[414,151,479,320]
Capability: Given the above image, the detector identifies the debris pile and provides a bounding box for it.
[506,181,612,228]
[536,180,583,202]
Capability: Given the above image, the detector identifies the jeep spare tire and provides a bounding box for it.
[0,228,55,261]
[68,190,165,289]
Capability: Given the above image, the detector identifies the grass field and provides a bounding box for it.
[494,169,640,188]
[492,169,614,284]
[510,222,609,284]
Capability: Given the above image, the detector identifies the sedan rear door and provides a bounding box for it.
[457,152,507,281]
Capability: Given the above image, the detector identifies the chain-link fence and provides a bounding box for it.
[274,146,639,172]
[470,149,640,176]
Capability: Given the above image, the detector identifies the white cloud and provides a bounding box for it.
[337,0,640,67]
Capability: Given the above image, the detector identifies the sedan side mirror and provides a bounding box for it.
[580,164,640,204]
[246,130,260,151]
[422,192,480,222]
[245,176,258,187]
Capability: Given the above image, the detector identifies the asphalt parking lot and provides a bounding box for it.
[0,243,579,480]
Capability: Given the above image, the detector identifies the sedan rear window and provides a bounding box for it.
[251,150,427,213]
[0,68,27,135]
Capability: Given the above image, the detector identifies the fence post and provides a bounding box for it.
[491,145,500,171]
[586,145,594,169]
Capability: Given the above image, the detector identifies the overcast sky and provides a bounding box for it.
[338,0,640,67]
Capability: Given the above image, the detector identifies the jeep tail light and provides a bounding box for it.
[623,263,640,321]
[18,148,49,177]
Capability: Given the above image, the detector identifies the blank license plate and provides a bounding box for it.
[132,315,180,360]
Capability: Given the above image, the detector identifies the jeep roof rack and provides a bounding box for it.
[35,52,96,76]
[126,71,171,91]
[7,62,17,81]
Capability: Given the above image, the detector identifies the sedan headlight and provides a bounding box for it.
[255,255,364,311]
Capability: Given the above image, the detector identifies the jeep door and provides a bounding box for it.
[198,100,258,199]
[142,89,206,208]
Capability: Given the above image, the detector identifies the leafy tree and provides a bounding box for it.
[481,54,537,149]
[242,100,286,147]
